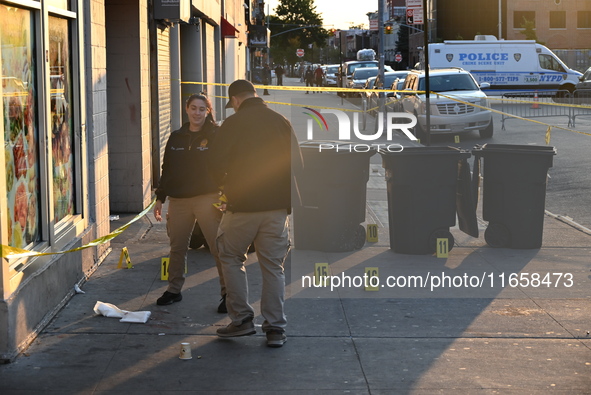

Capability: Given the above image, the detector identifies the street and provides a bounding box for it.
[1,79,591,394]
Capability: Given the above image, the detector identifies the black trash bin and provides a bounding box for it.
[380,146,471,255]
[293,141,375,252]
[472,144,556,249]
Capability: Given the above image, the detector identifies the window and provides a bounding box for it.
[539,54,566,72]
[514,11,536,29]
[578,11,591,28]
[49,16,75,222]
[549,11,566,29]
[47,0,70,10]
[418,74,478,93]
[1,6,41,249]
[1,3,80,262]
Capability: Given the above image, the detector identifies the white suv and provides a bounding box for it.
[400,68,493,139]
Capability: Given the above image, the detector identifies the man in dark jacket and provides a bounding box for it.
[274,64,284,86]
[304,66,314,93]
[211,79,303,347]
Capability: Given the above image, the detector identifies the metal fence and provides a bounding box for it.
[501,90,591,129]
[572,89,591,127]
[554,49,591,73]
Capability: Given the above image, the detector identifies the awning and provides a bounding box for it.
[221,17,239,38]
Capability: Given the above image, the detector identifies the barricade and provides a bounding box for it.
[571,89,591,127]
[501,90,572,130]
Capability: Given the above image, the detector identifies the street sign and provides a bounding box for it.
[296,48,304,57]
[412,8,423,24]
[395,53,403,63]
[406,0,423,24]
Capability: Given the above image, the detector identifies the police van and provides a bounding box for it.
[428,35,582,96]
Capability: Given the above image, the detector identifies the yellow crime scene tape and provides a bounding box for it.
[1,199,157,260]
[189,80,591,141]
[3,82,589,259]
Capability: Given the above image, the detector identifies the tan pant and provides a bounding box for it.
[216,209,290,332]
[166,193,224,295]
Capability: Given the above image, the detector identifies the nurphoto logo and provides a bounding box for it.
[304,108,418,152]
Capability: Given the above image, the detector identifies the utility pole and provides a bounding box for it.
[498,0,502,39]
[423,0,431,146]
[378,0,385,128]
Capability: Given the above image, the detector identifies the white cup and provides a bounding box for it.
[179,342,192,360]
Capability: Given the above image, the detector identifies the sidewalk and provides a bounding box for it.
[1,78,591,394]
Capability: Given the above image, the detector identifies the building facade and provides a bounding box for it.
[505,0,591,71]
[0,0,248,362]
[407,0,591,71]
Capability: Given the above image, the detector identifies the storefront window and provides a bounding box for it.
[1,6,40,249]
[49,16,75,222]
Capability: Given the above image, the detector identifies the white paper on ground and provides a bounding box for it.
[93,301,151,323]
[120,311,151,323]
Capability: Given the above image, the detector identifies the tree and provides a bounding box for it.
[519,17,544,44]
[269,0,329,66]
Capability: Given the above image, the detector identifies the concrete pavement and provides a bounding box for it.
[1,77,590,394]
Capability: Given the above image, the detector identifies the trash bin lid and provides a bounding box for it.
[473,143,556,156]
[379,145,470,158]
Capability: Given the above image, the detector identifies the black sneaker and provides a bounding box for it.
[156,291,182,306]
[216,319,256,337]
[217,294,227,314]
[266,330,286,348]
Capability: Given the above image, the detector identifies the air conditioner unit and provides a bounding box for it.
[154,0,190,23]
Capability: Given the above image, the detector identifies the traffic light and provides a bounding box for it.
[329,28,337,36]
[384,24,393,34]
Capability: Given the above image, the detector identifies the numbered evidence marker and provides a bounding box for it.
[436,238,449,258]
[454,135,461,143]
[314,263,329,287]
[365,267,380,291]
[366,224,378,242]
[161,258,169,280]
[161,257,188,281]
[117,247,133,269]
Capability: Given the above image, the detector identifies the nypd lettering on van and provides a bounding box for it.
[428,36,582,95]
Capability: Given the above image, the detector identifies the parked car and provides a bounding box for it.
[361,76,377,114]
[373,70,410,91]
[337,60,378,92]
[400,68,493,140]
[323,64,339,87]
[347,67,380,97]
[574,66,591,103]
[368,71,410,115]
[385,77,407,113]
[338,61,394,95]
